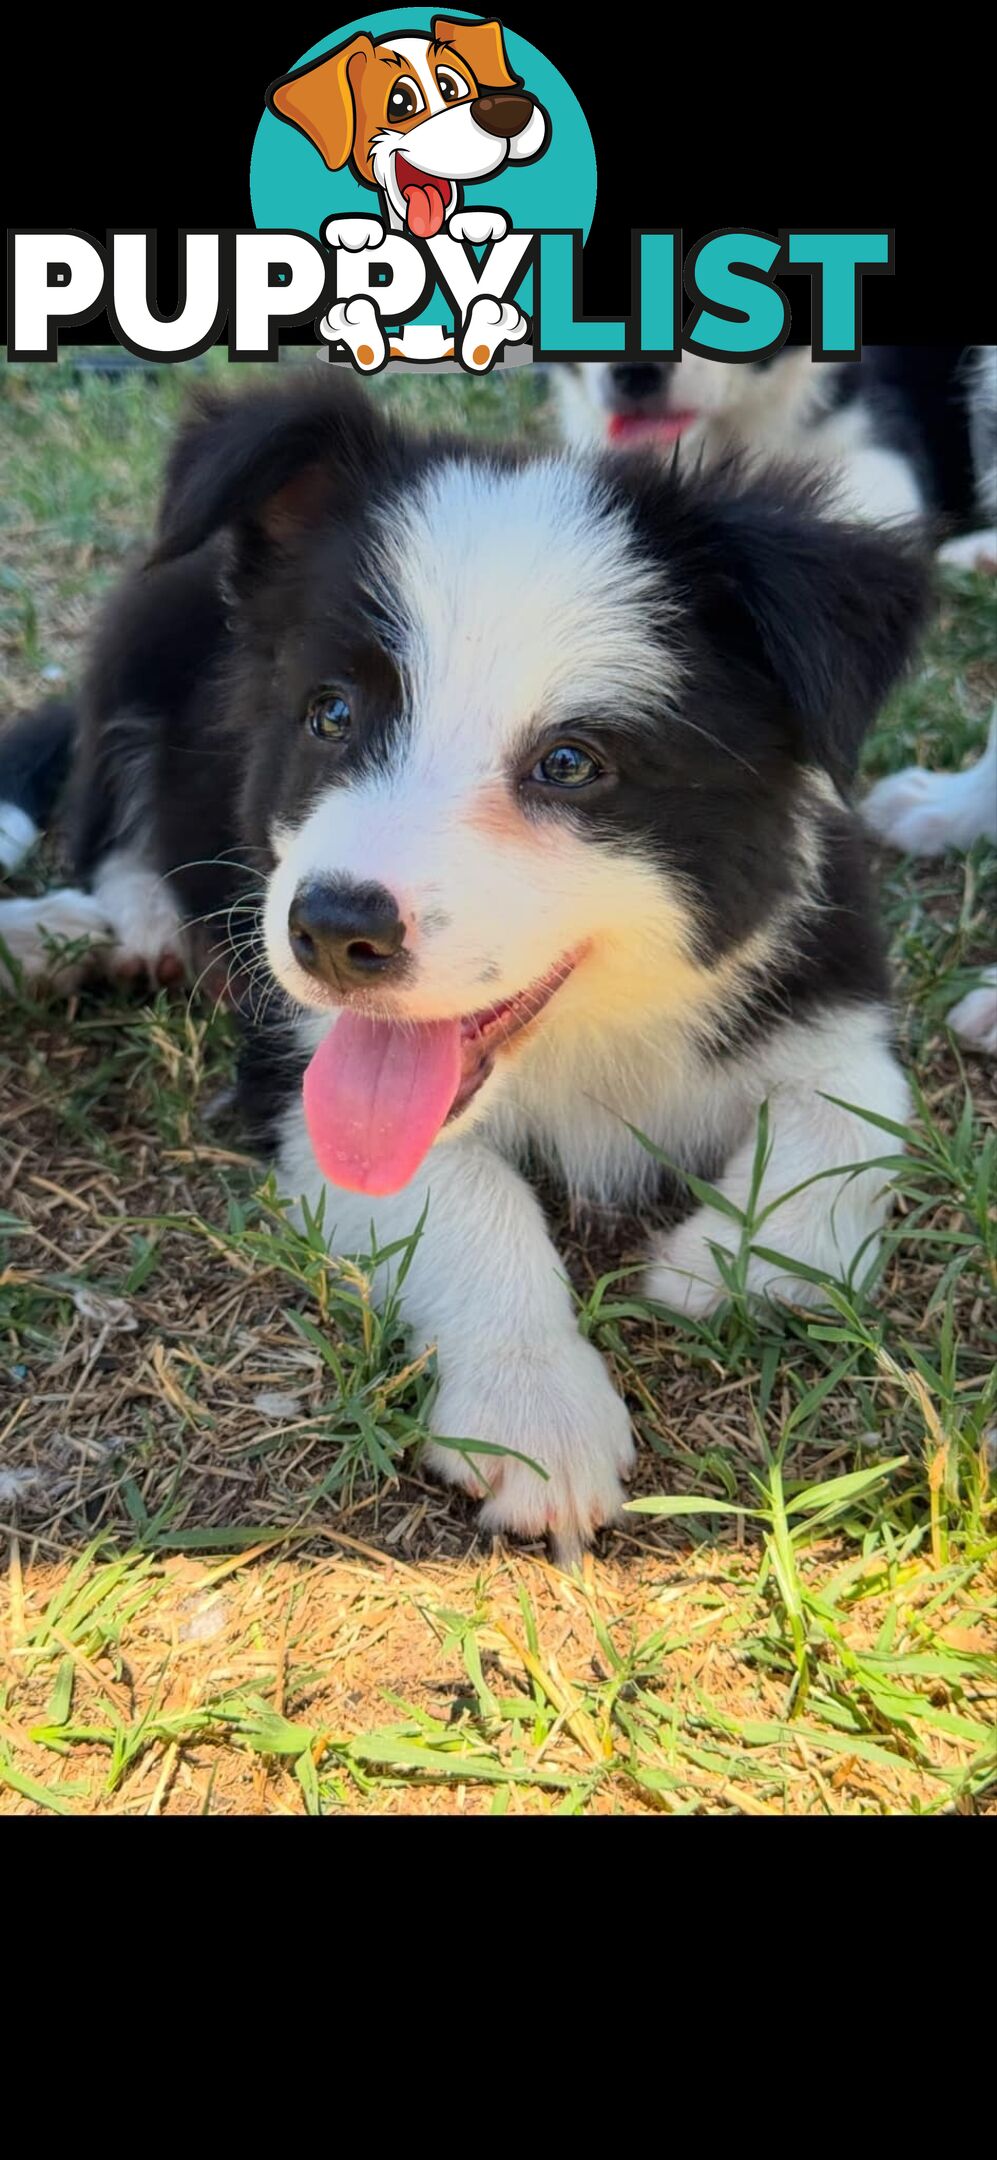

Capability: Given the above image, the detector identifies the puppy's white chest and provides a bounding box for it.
[486,1021,747,1204]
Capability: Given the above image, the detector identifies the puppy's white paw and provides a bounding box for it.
[321,215,384,252]
[946,968,997,1054]
[319,296,386,372]
[447,208,509,245]
[425,1333,634,1562]
[93,854,186,988]
[938,528,997,572]
[646,1210,837,1317]
[459,295,528,372]
[0,803,40,877]
[861,762,995,856]
[0,889,112,987]
[645,1212,734,1318]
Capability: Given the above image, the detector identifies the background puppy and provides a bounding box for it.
[0,379,931,1555]
[551,350,927,524]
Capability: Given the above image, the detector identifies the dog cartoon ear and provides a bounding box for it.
[150,376,390,571]
[431,15,519,89]
[266,33,374,170]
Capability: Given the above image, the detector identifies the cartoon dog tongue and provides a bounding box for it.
[303,1014,462,1196]
[401,176,449,238]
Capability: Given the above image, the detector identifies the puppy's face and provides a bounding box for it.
[558,353,818,447]
[256,454,692,1049]
[155,381,929,1159]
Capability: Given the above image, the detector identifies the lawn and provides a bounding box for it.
[0,351,994,1817]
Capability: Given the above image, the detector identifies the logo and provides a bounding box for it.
[252,12,588,371]
[7,13,893,367]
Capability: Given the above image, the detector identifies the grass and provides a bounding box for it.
[0,349,994,1816]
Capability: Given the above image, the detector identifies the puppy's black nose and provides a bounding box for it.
[288,880,406,993]
[609,363,668,402]
[471,92,535,137]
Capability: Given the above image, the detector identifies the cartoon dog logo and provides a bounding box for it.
[267,16,550,368]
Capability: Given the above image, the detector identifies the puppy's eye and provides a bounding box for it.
[306,691,351,742]
[436,68,466,102]
[532,742,603,788]
[387,77,423,120]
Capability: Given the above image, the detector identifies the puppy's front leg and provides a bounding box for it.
[279,1127,634,1557]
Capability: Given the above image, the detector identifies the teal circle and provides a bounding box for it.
[250,12,596,329]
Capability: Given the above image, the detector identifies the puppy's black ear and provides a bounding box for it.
[719,487,931,785]
[626,461,933,789]
[150,374,390,569]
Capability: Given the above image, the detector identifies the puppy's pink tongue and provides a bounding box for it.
[404,183,447,239]
[303,1013,462,1196]
[608,411,698,445]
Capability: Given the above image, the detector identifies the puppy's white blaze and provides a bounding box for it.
[369,456,680,731]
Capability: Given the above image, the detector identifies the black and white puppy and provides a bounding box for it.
[0,377,931,1553]
[551,351,928,525]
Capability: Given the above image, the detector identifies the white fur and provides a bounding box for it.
[277,1112,634,1559]
[0,802,40,876]
[946,969,997,1055]
[92,848,186,980]
[553,354,925,527]
[862,716,997,856]
[0,888,111,983]
[645,1006,909,1312]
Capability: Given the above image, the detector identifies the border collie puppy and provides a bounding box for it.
[550,351,927,526]
[0,378,931,1553]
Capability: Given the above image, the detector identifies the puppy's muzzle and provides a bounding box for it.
[609,363,671,405]
[471,92,536,137]
[289,879,407,994]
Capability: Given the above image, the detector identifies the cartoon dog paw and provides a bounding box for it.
[321,214,385,252]
[319,297,386,373]
[459,296,528,373]
[446,208,509,245]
